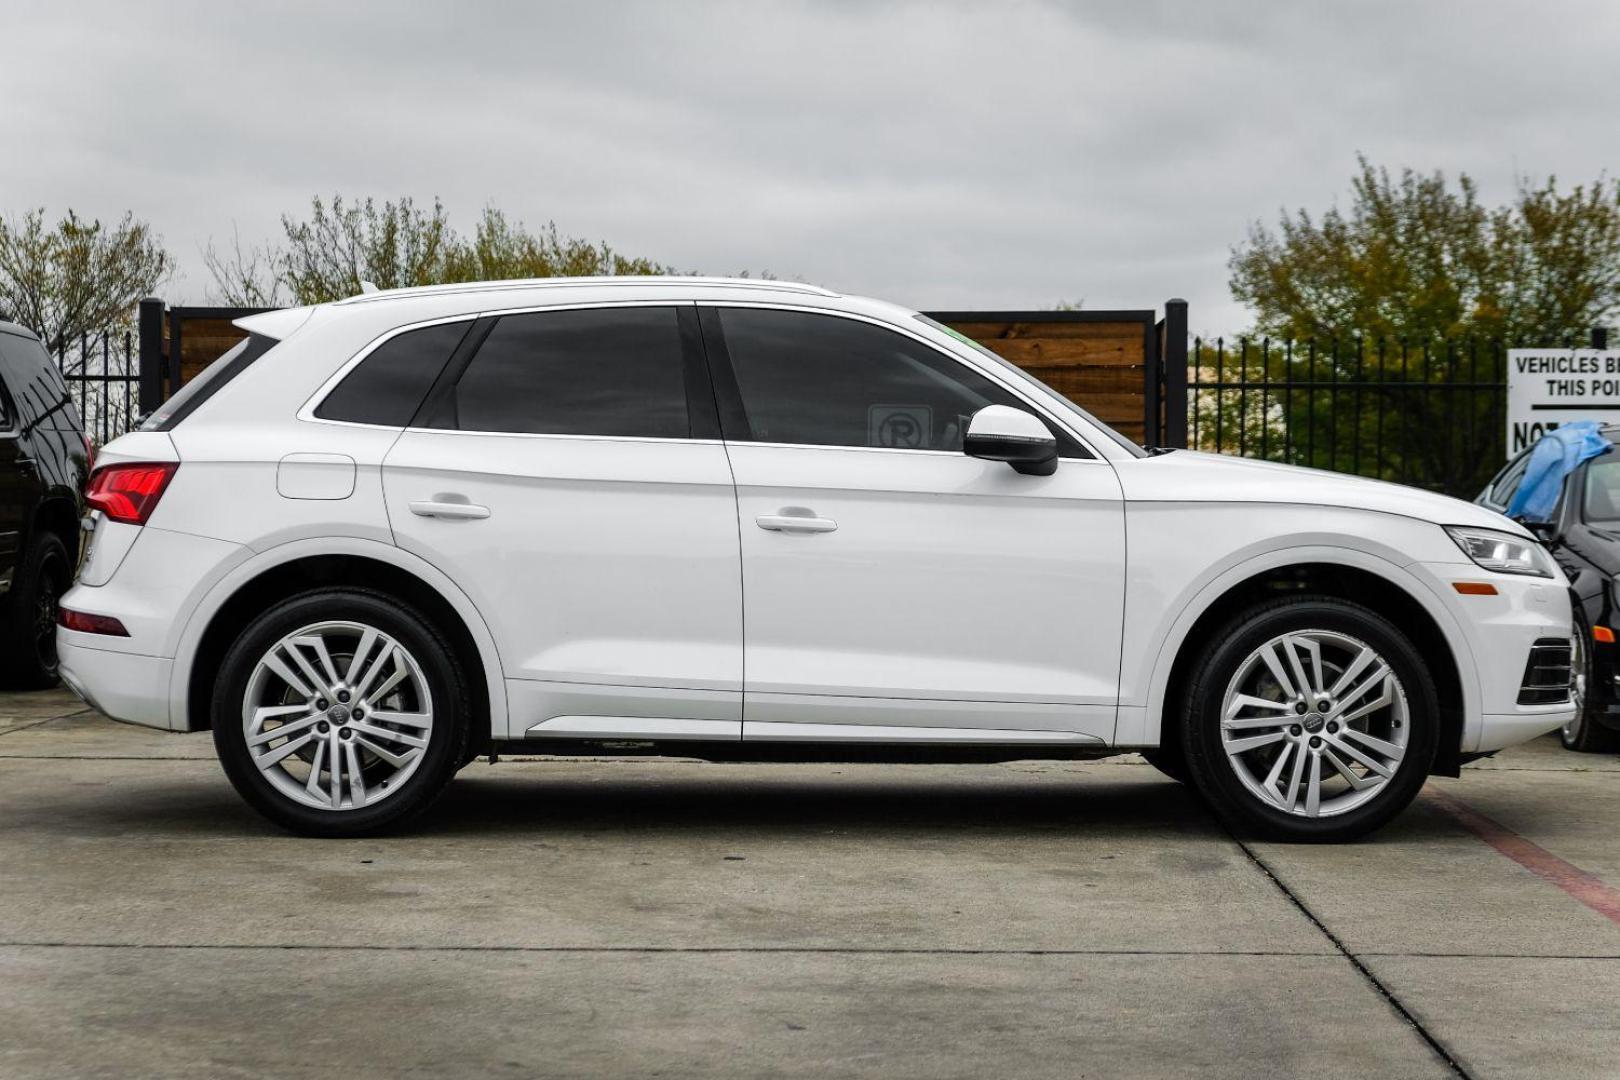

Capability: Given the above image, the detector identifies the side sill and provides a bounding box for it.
[741,721,1106,745]
[526,716,741,741]
[492,739,1120,765]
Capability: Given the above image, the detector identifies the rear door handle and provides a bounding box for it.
[409,500,491,520]
[755,513,838,533]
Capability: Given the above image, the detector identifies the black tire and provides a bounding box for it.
[0,530,70,690]
[1179,596,1439,842]
[211,587,471,837]
[1561,612,1620,754]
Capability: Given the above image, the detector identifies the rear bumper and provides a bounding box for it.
[57,525,249,731]
[58,637,176,730]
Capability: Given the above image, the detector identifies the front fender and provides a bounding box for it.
[1119,535,1482,753]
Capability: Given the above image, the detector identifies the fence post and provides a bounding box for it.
[1595,327,1610,350]
[1143,318,1162,449]
[1161,298,1188,448]
[137,297,164,414]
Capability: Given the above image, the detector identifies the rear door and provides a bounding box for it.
[381,303,744,740]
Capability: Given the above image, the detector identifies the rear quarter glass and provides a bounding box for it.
[314,320,471,426]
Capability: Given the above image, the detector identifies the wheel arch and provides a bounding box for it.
[1139,551,1475,777]
[172,539,506,750]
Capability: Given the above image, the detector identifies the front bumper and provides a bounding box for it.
[1415,562,1578,752]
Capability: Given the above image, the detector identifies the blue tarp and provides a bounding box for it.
[1506,420,1613,521]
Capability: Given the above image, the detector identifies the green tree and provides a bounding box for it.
[205,196,675,306]
[448,208,671,281]
[1230,156,1620,344]
[0,208,172,345]
[280,195,460,303]
[1223,159,1620,496]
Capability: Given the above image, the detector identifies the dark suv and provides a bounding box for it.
[0,320,90,687]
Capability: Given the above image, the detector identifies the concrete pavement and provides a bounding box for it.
[0,689,1615,1078]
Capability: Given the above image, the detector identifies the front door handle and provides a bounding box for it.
[755,512,838,534]
[409,499,491,520]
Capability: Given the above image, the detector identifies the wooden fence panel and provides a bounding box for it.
[155,305,1161,446]
[931,312,1153,445]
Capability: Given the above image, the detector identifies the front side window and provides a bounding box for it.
[436,307,689,438]
[718,308,1087,455]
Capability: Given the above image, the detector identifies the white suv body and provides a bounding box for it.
[57,279,1575,839]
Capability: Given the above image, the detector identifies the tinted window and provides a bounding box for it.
[719,308,1085,455]
[440,307,688,438]
[0,331,63,429]
[317,320,470,426]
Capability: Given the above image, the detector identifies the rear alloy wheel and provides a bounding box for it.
[1181,597,1438,841]
[213,590,469,836]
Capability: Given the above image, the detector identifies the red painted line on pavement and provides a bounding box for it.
[1423,786,1620,926]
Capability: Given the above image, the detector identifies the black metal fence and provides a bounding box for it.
[51,329,141,446]
[1187,337,1525,499]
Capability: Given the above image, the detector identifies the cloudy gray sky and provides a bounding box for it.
[4,0,1618,332]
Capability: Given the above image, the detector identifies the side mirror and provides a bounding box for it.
[964,405,1058,476]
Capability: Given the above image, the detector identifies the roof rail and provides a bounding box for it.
[335,276,837,305]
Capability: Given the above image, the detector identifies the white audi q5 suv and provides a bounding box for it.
[58,278,1575,840]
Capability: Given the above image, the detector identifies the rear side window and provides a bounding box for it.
[140,333,277,432]
[431,307,689,438]
[316,320,470,426]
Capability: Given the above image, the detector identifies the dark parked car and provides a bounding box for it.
[1480,428,1620,752]
[0,320,91,687]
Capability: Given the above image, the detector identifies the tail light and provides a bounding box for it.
[85,462,178,526]
[81,433,97,473]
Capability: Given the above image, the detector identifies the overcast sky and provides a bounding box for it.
[4,0,1618,333]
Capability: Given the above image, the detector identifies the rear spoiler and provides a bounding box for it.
[232,305,316,341]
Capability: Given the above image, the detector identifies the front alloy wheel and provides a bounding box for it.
[1219,630,1410,818]
[1181,596,1438,842]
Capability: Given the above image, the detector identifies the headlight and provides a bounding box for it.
[1444,525,1556,577]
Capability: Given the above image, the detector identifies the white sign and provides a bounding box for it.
[1507,348,1620,456]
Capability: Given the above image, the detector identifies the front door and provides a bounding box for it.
[383,303,743,740]
[702,306,1126,745]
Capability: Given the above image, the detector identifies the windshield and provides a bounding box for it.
[913,314,1147,457]
[1583,452,1620,522]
